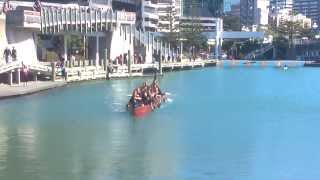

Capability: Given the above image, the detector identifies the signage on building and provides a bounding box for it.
[116,11,135,24]
[23,10,41,29]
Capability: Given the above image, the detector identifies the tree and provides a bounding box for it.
[268,11,313,59]
[180,0,208,52]
[223,15,241,31]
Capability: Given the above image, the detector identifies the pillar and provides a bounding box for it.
[128,50,132,76]
[159,41,163,75]
[64,35,68,62]
[180,41,183,60]
[83,36,87,60]
[51,62,56,81]
[8,71,13,85]
[96,36,99,67]
[16,69,21,85]
[33,72,38,81]
[104,49,108,71]
[168,43,171,62]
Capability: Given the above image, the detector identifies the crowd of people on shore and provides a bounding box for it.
[128,79,165,110]
[3,47,17,64]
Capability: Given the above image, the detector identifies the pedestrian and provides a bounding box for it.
[3,47,11,64]
[11,46,17,61]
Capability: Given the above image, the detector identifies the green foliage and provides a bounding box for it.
[273,36,288,59]
[180,18,208,51]
[268,12,313,59]
[223,15,241,31]
[67,35,84,53]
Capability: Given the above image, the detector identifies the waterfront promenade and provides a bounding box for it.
[0,81,66,99]
[0,58,309,99]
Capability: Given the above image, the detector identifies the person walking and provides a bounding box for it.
[11,46,17,61]
[3,47,11,64]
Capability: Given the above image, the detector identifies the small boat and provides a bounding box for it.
[128,94,167,117]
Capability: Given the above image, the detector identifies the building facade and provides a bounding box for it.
[240,0,269,30]
[269,0,293,12]
[229,3,240,17]
[293,0,320,25]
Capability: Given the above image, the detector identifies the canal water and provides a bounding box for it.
[0,66,320,180]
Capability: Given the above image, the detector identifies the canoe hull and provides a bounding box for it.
[128,94,167,117]
[132,105,153,117]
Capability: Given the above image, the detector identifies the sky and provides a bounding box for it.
[224,0,240,12]
[231,0,239,4]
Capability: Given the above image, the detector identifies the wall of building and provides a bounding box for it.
[108,25,133,61]
[0,14,7,64]
[5,26,38,64]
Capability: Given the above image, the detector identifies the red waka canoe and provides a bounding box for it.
[132,104,153,117]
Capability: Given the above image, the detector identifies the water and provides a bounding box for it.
[0,66,320,180]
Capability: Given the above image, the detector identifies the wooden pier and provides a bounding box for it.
[62,59,217,82]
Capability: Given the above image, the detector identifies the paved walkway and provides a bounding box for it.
[0,81,66,99]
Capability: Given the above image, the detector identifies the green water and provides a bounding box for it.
[0,66,320,180]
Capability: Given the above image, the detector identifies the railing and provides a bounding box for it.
[41,7,136,33]
[0,61,52,74]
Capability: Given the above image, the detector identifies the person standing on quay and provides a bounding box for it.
[11,46,17,61]
[3,47,11,64]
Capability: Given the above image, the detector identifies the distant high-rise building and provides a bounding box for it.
[240,0,269,28]
[230,3,240,17]
[183,0,224,17]
[269,0,293,12]
[293,0,320,25]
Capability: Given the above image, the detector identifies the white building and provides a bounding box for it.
[269,0,293,12]
[157,0,179,32]
[255,0,269,26]
[141,0,158,32]
[271,9,312,28]
[240,0,269,30]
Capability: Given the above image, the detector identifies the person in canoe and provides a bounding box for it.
[127,80,166,111]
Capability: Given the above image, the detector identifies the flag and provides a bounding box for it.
[33,0,42,12]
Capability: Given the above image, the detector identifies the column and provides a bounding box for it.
[180,41,183,60]
[51,62,56,81]
[33,72,38,81]
[16,69,21,85]
[96,36,99,67]
[8,71,13,85]
[168,43,171,62]
[64,35,68,62]
[159,41,163,75]
[104,48,108,71]
[128,50,131,76]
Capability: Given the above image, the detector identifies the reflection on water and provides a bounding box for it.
[0,127,8,172]
[0,68,320,179]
